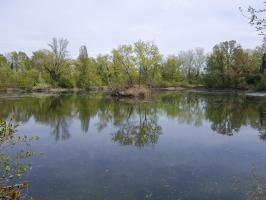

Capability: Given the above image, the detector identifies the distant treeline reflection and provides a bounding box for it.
[0,92,266,145]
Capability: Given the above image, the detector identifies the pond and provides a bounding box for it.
[1,91,266,200]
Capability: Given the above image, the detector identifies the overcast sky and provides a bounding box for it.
[0,0,264,58]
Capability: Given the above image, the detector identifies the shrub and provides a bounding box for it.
[15,70,39,90]
[58,66,76,88]
[256,73,266,91]
[0,67,14,89]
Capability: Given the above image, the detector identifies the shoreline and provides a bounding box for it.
[0,86,266,97]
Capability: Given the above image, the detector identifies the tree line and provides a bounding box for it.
[0,37,266,91]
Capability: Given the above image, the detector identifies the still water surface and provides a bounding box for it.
[1,92,266,200]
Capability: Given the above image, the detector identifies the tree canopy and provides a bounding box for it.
[0,37,266,91]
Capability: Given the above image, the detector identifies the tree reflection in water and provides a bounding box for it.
[0,92,266,144]
[258,101,266,141]
[111,103,162,147]
[45,96,71,141]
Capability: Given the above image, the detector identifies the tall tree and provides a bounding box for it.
[77,45,89,88]
[96,55,111,86]
[179,50,196,83]
[134,40,162,87]
[76,45,101,89]
[6,51,31,71]
[205,41,249,88]
[112,45,136,87]
[0,54,8,68]
[193,48,206,78]
[178,48,206,83]
[250,36,266,74]
[0,54,13,88]
[78,45,89,60]
[45,38,69,83]
[161,55,182,83]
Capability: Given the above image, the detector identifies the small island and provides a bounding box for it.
[111,86,151,98]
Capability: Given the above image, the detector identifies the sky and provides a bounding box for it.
[0,0,264,58]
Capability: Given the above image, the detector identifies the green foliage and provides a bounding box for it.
[40,38,70,85]
[111,45,137,87]
[1,37,266,91]
[161,55,182,84]
[0,119,35,179]
[111,104,162,148]
[204,40,258,89]
[256,73,266,91]
[6,51,32,71]
[109,45,136,89]
[74,45,102,89]
[14,69,39,90]
[0,54,8,68]
[96,55,111,86]
[134,40,163,87]
[76,58,102,89]
[177,48,206,84]
[58,64,76,88]
[0,67,14,89]
[0,118,40,199]
[2,92,266,143]
[31,50,56,86]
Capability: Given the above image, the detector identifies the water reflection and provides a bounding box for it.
[233,166,266,200]
[0,92,266,144]
[111,103,162,147]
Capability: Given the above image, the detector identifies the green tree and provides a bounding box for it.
[31,50,56,86]
[253,36,266,71]
[161,55,182,85]
[193,48,206,79]
[0,54,8,68]
[76,45,90,88]
[0,67,13,89]
[0,55,13,89]
[178,48,206,84]
[76,45,101,89]
[6,51,31,71]
[109,51,127,89]
[45,38,69,85]
[111,45,137,87]
[134,40,162,87]
[0,119,39,199]
[14,69,39,90]
[96,55,111,86]
[179,50,195,83]
[204,40,250,88]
